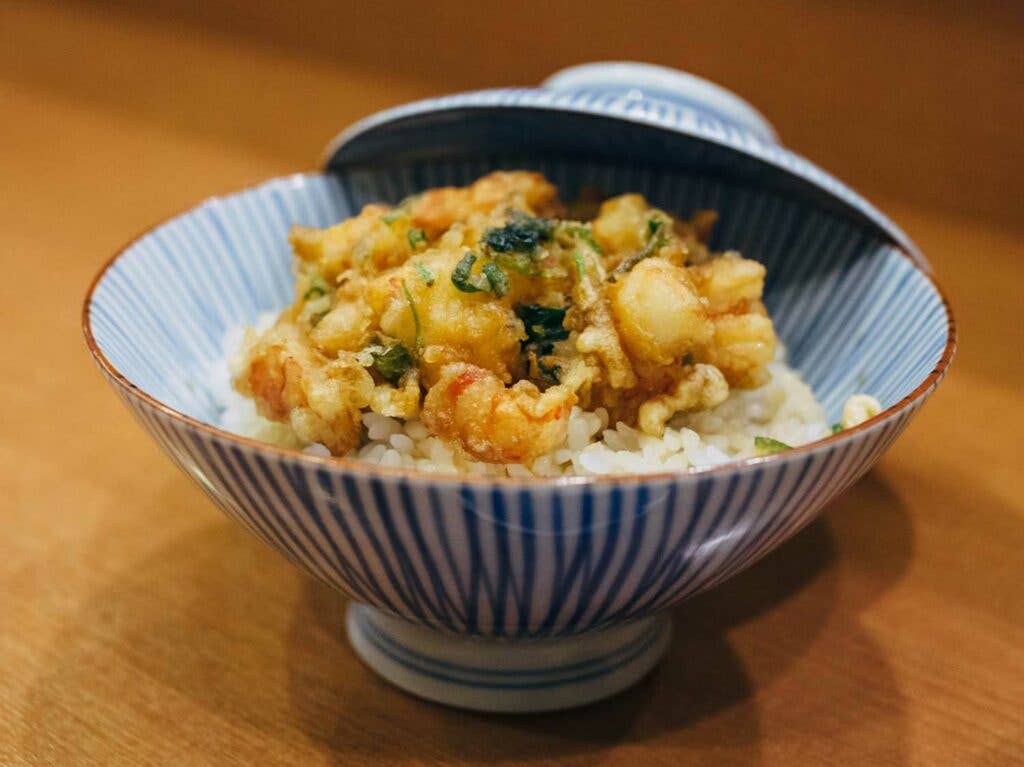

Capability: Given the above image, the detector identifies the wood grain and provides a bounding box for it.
[1,1,1022,764]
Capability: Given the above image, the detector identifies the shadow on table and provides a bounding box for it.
[282,472,915,764]
[20,472,915,764]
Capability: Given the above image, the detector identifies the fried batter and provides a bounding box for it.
[233,171,780,461]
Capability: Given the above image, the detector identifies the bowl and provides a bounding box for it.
[83,67,955,713]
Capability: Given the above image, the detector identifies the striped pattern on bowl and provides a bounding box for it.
[84,160,954,638]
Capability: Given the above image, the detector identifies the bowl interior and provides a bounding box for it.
[87,159,949,430]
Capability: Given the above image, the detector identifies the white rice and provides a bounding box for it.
[208,317,830,477]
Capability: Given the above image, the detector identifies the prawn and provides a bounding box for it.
[234,326,374,454]
[421,363,577,463]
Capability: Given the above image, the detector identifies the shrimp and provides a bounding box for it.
[290,204,410,280]
[687,251,766,314]
[234,325,374,454]
[233,171,795,463]
[637,364,729,436]
[421,363,577,463]
[609,259,713,366]
[369,371,421,420]
[687,252,777,388]
[591,194,709,269]
[410,171,562,238]
[309,297,374,354]
[575,299,637,389]
[375,257,525,383]
[698,312,776,388]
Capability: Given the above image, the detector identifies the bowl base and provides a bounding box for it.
[346,604,671,713]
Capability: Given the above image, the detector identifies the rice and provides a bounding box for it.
[209,317,830,477]
[353,365,824,476]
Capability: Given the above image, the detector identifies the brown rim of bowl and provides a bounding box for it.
[82,185,957,487]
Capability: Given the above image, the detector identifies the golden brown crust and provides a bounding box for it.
[233,171,780,459]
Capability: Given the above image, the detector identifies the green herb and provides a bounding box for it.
[754,436,792,455]
[482,261,509,297]
[452,252,485,293]
[303,275,329,300]
[370,343,413,385]
[515,304,569,343]
[407,228,427,250]
[680,352,695,366]
[609,215,669,281]
[413,262,436,286]
[831,423,843,435]
[572,249,586,278]
[564,224,603,254]
[381,194,421,225]
[401,280,422,352]
[482,213,553,254]
[451,251,508,295]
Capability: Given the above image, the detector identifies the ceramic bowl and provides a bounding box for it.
[83,67,955,713]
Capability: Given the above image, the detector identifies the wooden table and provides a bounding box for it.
[2,2,1021,764]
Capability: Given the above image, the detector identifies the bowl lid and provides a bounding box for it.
[322,61,920,262]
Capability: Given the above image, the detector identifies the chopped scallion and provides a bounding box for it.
[452,252,484,293]
[407,228,427,250]
[572,249,586,278]
[370,343,413,385]
[754,436,792,455]
[482,261,509,297]
[609,215,669,281]
[413,262,435,286]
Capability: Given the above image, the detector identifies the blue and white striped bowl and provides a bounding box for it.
[83,64,955,712]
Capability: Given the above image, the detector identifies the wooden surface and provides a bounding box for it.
[2,1,1022,764]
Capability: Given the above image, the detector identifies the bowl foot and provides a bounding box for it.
[346,604,671,713]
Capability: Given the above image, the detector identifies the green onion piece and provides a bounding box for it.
[371,343,413,385]
[451,252,484,293]
[515,304,569,343]
[565,224,603,254]
[572,249,586,278]
[407,228,427,250]
[831,423,843,435]
[482,262,510,297]
[609,216,669,281]
[413,262,435,286]
[303,275,329,300]
[381,211,403,225]
[451,251,496,293]
[754,436,792,455]
[401,280,422,352]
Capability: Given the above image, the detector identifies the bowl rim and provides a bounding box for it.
[82,175,957,487]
